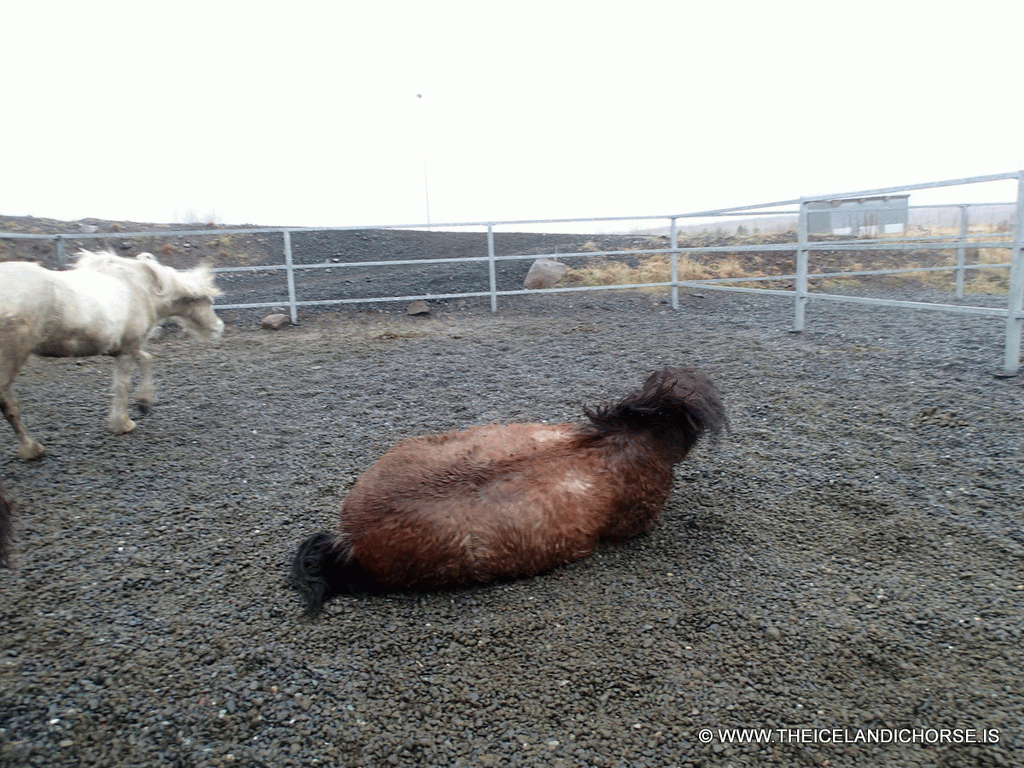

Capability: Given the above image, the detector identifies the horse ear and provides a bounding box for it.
[193,260,222,297]
[136,253,170,296]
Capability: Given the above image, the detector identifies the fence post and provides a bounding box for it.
[1000,172,1024,376]
[792,201,809,332]
[670,217,680,310]
[55,235,66,267]
[283,229,298,325]
[487,225,498,313]
[955,204,968,299]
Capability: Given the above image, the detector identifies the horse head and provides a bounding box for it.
[136,253,224,340]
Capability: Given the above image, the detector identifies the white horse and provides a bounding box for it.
[0,249,224,460]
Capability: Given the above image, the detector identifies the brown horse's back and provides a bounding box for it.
[341,421,674,588]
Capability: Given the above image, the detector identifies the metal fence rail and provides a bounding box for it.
[3,171,1022,375]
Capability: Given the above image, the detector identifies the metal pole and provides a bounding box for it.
[417,94,431,231]
[955,204,968,299]
[283,229,298,325]
[422,154,432,232]
[1000,171,1024,376]
[792,201,809,332]
[670,217,679,310]
[487,225,497,313]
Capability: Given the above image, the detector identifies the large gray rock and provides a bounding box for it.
[261,313,290,330]
[523,258,568,289]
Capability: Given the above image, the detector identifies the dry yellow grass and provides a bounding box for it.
[563,252,784,293]
[888,247,1012,293]
[563,232,1015,295]
[564,254,716,287]
[714,258,747,279]
[963,248,1012,293]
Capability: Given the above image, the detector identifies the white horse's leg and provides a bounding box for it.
[108,353,137,434]
[134,349,155,414]
[1,338,44,460]
[1,385,45,460]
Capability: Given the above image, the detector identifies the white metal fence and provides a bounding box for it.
[3,171,1022,375]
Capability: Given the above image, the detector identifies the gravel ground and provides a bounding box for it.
[1,278,1022,767]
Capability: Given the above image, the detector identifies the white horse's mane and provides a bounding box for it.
[74,249,220,299]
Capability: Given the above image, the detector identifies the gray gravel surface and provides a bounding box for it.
[1,279,1022,767]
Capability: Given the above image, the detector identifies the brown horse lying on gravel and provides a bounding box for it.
[292,366,727,617]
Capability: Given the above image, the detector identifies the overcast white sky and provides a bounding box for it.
[3,1,1021,229]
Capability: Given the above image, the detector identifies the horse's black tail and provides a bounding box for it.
[580,366,727,461]
[291,532,376,618]
[0,482,15,570]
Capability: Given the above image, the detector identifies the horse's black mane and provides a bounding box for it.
[579,366,728,453]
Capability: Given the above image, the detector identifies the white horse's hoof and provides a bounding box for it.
[18,441,45,461]
[109,418,137,434]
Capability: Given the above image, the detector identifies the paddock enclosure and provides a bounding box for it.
[1,274,1021,766]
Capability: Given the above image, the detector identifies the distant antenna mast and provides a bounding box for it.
[417,93,432,230]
